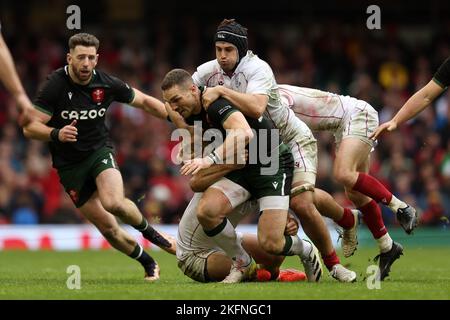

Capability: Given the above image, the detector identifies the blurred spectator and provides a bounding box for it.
[44,191,84,224]
[420,190,446,226]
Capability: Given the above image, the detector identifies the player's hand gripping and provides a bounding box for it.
[370,119,398,140]
[284,213,299,236]
[180,156,214,176]
[59,120,78,142]
[201,86,221,109]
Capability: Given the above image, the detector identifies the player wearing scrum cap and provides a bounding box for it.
[162,68,320,284]
[162,93,308,283]
[193,19,357,282]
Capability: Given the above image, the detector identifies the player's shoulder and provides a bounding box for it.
[239,51,273,74]
[207,98,237,125]
[48,67,67,81]
[94,69,132,90]
[195,59,221,76]
[208,97,237,115]
[211,97,234,108]
[40,67,67,91]
[93,68,120,84]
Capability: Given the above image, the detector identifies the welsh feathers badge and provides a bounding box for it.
[91,88,105,104]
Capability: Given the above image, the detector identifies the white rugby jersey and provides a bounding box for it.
[192,51,307,144]
[278,84,369,132]
[176,193,258,258]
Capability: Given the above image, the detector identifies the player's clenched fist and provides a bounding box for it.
[201,86,221,108]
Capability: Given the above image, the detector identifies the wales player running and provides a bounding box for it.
[23,33,175,281]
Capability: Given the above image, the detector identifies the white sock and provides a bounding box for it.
[207,219,250,265]
[299,239,313,259]
[388,195,407,212]
[377,233,393,253]
[286,236,312,259]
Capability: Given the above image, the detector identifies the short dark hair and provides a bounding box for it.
[161,69,193,91]
[68,33,100,51]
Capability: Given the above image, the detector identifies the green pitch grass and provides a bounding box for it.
[0,246,449,300]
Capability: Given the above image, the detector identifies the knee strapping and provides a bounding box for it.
[290,183,315,198]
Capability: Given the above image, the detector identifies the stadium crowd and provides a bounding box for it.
[0,12,449,228]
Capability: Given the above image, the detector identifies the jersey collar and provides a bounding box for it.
[218,51,251,77]
[64,65,97,86]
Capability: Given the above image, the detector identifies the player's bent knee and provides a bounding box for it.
[259,236,284,255]
[102,200,125,216]
[101,226,120,241]
[290,198,317,219]
[197,199,220,224]
[333,169,355,187]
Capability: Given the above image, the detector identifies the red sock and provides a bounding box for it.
[336,208,355,229]
[353,173,392,205]
[359,200,387,239]
[323,250,340,271]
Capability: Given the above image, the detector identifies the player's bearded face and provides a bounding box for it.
[68,46,98,83]
[216,42,238,72]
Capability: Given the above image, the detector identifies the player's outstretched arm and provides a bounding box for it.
[129,88,168,119]
[371,80,444,140]
[23,108,78,142]
[202,86,268,118]
[0,34,33,126]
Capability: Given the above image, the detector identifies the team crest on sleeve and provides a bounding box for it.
[91,88,105,104]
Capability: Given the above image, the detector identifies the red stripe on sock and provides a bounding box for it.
[336,208,355,229]
[359,200,387,239]
[323,250,340,270]
[353,173,393,205]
